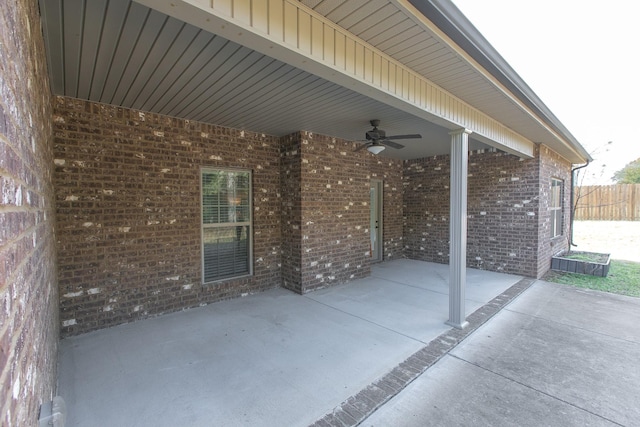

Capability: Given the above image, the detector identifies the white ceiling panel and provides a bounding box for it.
[41,0,483,160]
[39,0,587,162]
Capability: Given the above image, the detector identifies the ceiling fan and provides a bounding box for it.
[355,120,422,154]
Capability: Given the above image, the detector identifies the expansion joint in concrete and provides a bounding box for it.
[308,277,536,427]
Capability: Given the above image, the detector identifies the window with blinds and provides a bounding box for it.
[201,168,252,283]
[550,178,563,238]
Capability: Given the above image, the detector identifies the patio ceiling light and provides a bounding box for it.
[367,143,385,155]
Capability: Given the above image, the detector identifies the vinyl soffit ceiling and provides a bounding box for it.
[39,0,583,161]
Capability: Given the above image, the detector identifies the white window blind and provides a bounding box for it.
[201,168,252,283]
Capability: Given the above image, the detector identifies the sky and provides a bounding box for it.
[452,0,640,184]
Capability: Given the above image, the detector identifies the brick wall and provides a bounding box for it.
[0,0,59,425]
[403,155,451,264]
[52,93,572,339]
[280,133,303,292]
[54,102,405,332]
[54,97,282,336]
[466,148,541,276]
[403,146,572,278]
[370,152,404,262]
[281,132,403,294]
[536,145,571,277]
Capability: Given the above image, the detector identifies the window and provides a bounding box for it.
[201,168,252,283]
[550,178,563,238]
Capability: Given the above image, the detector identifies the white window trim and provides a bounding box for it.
[550,177,563,238]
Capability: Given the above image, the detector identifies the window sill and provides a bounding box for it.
[202,272,253,286]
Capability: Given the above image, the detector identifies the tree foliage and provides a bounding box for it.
[612,158,640,184]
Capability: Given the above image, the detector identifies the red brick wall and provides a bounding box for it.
[54,104,404,331]
[280,133,303,292]
[54,97,282,336]
[403,146,572,278]
[0,0,59,425]
[371,153,405,262]
[536,145,571,277]
[297,132,403,293]
[281,132,403,293]
[403,155,451,264]
[466,148,542,276]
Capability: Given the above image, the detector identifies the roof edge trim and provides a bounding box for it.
[409,0,591,162]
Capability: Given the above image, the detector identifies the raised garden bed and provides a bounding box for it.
[551,251,611,277]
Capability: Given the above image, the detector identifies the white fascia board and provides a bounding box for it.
[392,0,584,160]
[134,0,534,158]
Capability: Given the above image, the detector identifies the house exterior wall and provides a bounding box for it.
[403,146,571,278]
[53,97,282,336]
[403,154,451,264]
[294,132,403,293]
[466,148,542,276]
[536,145,572,277]
[280,133,304,293]
[0,0,59,425]
[53,98,404,334]
[374,156,405,263]
[52,96,571,336]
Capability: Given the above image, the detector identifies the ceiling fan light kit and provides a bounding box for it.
[356,119,421,155]
[367,144,385,154]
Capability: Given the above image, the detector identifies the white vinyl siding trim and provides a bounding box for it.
[201,168,253,284]
[550,178,563,238]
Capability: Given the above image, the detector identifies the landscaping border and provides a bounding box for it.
[551,252,611,277]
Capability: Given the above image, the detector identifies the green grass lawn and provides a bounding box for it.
[543,259,640,297]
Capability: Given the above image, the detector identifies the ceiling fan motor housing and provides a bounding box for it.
[366,128,385,140]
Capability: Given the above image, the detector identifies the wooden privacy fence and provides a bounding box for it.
[574,184,640,221]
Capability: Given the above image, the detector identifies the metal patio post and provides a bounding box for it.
[447,128,471,329]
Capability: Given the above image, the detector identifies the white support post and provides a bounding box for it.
[446,128,471,329]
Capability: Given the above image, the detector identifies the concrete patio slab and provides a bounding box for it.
[57,260,522,427]
[60,287,423,427]
[369,259,523,305]
[363,281,640,426]
[363,355,613,427]
[307,259,522,344]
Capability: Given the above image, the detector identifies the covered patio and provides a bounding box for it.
[58,259,525,426]
[41,0,590,338]
[0,1,594,425]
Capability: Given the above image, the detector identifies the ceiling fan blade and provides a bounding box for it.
[380,140,405,149]
[354,142,369,151]
[384,134,422,140]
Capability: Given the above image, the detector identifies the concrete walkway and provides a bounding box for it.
[363,281,640,426]
[57,259,523,427]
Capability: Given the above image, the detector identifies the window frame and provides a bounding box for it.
[550,177,564,238]
[200,167,253,284]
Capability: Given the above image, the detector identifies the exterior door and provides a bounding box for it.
[370,180,383,262]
